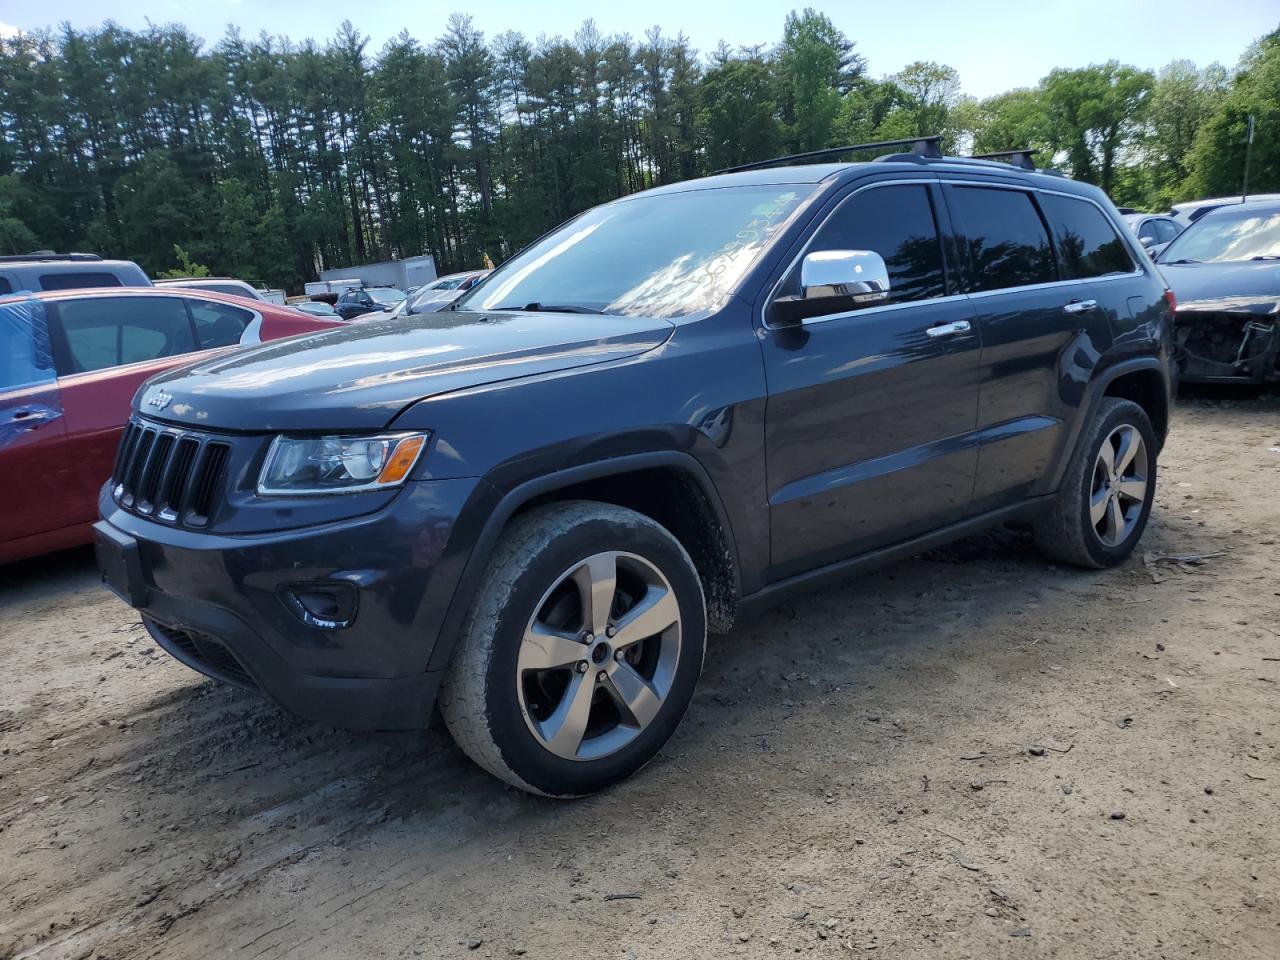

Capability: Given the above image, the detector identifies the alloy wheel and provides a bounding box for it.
[516,551,682,761]
[1090,423,1149,548]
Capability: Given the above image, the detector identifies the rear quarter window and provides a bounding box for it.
[1038,194,1135,279]
[37,272,125,291]
[0,277,12,295]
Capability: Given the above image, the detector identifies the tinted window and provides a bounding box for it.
[188,299,252,348]
[53,296,196,374]
[1039,194,1134,279]
[951,187,1056,291]
[38,272,124,291]
[0,278,12,295]
[0,299,56,390]
[774,184,947,311]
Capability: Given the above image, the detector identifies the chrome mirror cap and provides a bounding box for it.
[800,249,891,303]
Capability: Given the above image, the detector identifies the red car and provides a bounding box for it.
[0,287,342,564]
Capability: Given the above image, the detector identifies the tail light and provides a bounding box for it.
[1163,288,1177,314]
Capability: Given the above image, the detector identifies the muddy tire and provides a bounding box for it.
[439,501,706,797]
[1034,397,1158,569]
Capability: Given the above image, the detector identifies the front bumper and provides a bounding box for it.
[96,477,485,730]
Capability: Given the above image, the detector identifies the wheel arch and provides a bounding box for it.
[427,452,741,672]
[1100,363,1170,450]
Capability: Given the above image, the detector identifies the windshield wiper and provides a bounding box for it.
[492,302,604,315]
[1161,258,1200,265]
[1250,255,1280,261]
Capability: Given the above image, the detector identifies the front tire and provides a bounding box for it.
[1034,397,1158,568]
[439,501,706,797]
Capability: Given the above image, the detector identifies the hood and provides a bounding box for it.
[139,310,674,431]
[1161,260,1280,315]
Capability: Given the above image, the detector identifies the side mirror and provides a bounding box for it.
[1139,235,1156,249]
[800,249,891,302]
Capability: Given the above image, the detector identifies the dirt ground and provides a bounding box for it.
[2,391,1278,960]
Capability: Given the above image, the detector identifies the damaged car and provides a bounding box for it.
[1157,199,1280,385]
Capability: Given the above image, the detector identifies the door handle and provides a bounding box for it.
[7,407,53,425]
[1063,299,1098,315]
[925,320,972,338]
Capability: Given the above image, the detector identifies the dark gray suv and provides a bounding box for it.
[95,138,1174,797]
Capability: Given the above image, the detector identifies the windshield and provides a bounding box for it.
[456,185,810,318]
[1161,208,1280,263]
[366,288,407,304]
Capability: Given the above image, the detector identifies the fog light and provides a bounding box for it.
[281,581,358,629]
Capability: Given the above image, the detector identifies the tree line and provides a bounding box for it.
[0,10,1277,291]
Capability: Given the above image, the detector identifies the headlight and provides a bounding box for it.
[258,432,428,496]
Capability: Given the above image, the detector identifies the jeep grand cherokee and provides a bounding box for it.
[95,139,1174,797]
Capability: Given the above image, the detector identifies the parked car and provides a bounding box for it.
[1155,199,1280,384]
[1169,194,1280,227]
[396,270,492,315]
[0,253,150,293]
[1121,212,1182,255]
[334,285,407,320]
[0,288,341,565]
[290,300,342,319]
[95,139,1173,797]
[155,277,286,305]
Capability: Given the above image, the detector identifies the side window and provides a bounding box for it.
[1039,194,1136,279]
[0,277,13,295]
[37,272,124,291]
[951,187,1056,291]
[773,184,947,314]
[52,296,196,374]
[187,299,252,348]
[1137,220,1159,242]
[1155,219,1180,244]
[0,299,56,390]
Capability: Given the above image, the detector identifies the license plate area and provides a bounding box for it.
[93,521,148,608]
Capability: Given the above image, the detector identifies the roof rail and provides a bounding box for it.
[0,251,105,264]
[970,149,1037,171]
[715,136,943,175]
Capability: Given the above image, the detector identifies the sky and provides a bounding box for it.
[0,0,1277,99]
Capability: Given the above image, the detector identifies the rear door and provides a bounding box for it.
[946,183,1118,511]
[46,295,205,527]
[761,180,982,579]
[0,298,72,550]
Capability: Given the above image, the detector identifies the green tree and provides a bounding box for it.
[1183,30,1280,199]
[1041,61,1154,195]
[698,46,781,171]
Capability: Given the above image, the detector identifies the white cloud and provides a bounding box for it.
[0,22,19,40]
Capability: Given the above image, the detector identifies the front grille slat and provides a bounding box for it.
[111,419,235,527]
[136,433,174,511]
[188,443,230,524]
[155,436,199,520]
[122,429,156,505]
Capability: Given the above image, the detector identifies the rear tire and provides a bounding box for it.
[439,501,706,797]
[1034,397,1157,569]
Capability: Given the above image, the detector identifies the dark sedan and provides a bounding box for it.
[1156,200,1280,384]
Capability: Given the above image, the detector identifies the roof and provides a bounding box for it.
[0,258,143,271]
[0,285,295,314]
[636,156,1096,204]
[1197,198,1280,218]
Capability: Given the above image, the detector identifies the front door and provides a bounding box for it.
[0,298,72,552]
[761,181,983,580]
